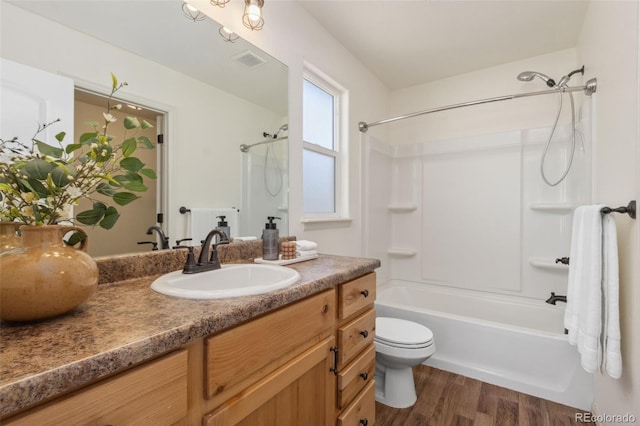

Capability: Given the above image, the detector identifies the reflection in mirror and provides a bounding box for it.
[2,0,289,256]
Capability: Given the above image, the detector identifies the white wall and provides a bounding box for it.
[0,3,284,246]
[197,0,390,257]
[384,48,579,145]
[577,1,640,422]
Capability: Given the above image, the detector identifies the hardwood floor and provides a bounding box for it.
[376,365,594,426]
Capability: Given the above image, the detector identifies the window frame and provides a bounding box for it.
[301,65,349,223]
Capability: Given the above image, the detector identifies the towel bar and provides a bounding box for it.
[601,200,636,219]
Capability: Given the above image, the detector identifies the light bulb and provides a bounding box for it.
[221,26,234,34]
[247,4,261,22]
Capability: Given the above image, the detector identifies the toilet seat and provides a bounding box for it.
[375,317,433,348]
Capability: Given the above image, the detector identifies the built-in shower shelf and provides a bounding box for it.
[529,203,577,214]
[529,258,569,271]
[388,204,418,213]
[388,248,417,257]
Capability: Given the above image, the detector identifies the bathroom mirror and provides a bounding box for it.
[2,0,289,256]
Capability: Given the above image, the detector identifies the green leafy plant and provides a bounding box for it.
[0,73,156,231]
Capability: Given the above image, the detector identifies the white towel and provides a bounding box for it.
[565,205,622,378]
[602,214,622,378]
[296,249,318,258]
[296,240,318,251]
[189,208,239,244]
[565,205,603,374]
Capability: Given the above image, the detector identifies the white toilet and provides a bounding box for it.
[374,317,435,408]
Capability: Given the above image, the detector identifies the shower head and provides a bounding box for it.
[517,71,556,88]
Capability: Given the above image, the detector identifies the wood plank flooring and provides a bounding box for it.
[376,365,594,426]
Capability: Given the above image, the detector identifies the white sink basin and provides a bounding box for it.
[150,264,301,299]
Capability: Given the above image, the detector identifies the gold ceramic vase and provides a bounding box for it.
[0,222,22,253]
[0,225,98,322]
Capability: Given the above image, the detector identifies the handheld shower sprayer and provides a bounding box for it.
[516,66,586,187]
[517,71,556,88]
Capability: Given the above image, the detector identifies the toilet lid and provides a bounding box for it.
[375,317,433,346]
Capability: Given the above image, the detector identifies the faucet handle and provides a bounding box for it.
[175,238,193,247]
[137,241,158,251]
[181,246,198,274]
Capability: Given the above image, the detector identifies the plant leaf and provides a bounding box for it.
[111,72,118,89]
[64,230,87,247]
[99,207,120,230]
[124,181,148,192]
[96,182,116,197]
[113,192,139,206]
[120,157,144,173]
[121,138,137,158]
[123,117,140,130]
[76,209,103,225]
[140,168,157,179]
[137,136,154,149]
[22,158,54,180]
[55,132,66,142]
[141,120,153,129]
[50,167,69,187]
[35,140,64,158]
[65,143,83,154]
[79,132,98,143]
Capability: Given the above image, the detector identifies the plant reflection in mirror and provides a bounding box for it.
[0,73,156,239]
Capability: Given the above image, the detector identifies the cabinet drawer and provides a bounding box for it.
[205,289,335,401]
[5,350,188,426]
[338,309,375,368]
[339,273,376,320]
[338,344,375,409]
[337,380,376,426]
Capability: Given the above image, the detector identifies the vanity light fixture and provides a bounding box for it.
[219,26,240,42]
[242,0,264,31]
[182,0,206,22]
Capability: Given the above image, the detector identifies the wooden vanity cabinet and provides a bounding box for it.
[3,272,378,426]
[3,349,188,426]
[202,289,337,426]
[335,272,377,425]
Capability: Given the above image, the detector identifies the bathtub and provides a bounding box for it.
[375,280,593,410]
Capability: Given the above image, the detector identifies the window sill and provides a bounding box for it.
[300,217,352,224]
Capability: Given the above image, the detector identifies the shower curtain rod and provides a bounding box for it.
[239,135,288,152]
[358,78,597,133]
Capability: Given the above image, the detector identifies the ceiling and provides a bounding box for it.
[7,0,590,96]
[6,0,288,114]
[298,0,590,90]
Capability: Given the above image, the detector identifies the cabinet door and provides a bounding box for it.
[4,350,188,425]
[204,336,336,426]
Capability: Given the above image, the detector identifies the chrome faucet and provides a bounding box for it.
[182,229,230,274]
[146,225,170,250]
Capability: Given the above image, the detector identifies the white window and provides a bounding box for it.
[302,67,348,221]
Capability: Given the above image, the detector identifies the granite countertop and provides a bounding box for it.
[0,252,380,418]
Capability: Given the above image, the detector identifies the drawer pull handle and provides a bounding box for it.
[360,330,369,338]
[359,419,368,426]
[361,289,369,297]
[360,372,368,381]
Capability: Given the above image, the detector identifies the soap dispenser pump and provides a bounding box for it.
[216,215,230,242]
[262,216,281,261]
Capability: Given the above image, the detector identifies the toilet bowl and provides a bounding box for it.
[374,316,435,408]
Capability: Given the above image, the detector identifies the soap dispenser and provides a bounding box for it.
[262,216,281,260]
[215,215,231,242]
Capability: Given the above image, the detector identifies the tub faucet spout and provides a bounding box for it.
[545,292,567,305]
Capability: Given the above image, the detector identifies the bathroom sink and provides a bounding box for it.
[150,264,301,299]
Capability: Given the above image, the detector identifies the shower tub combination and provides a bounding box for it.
[375,280,593,411]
